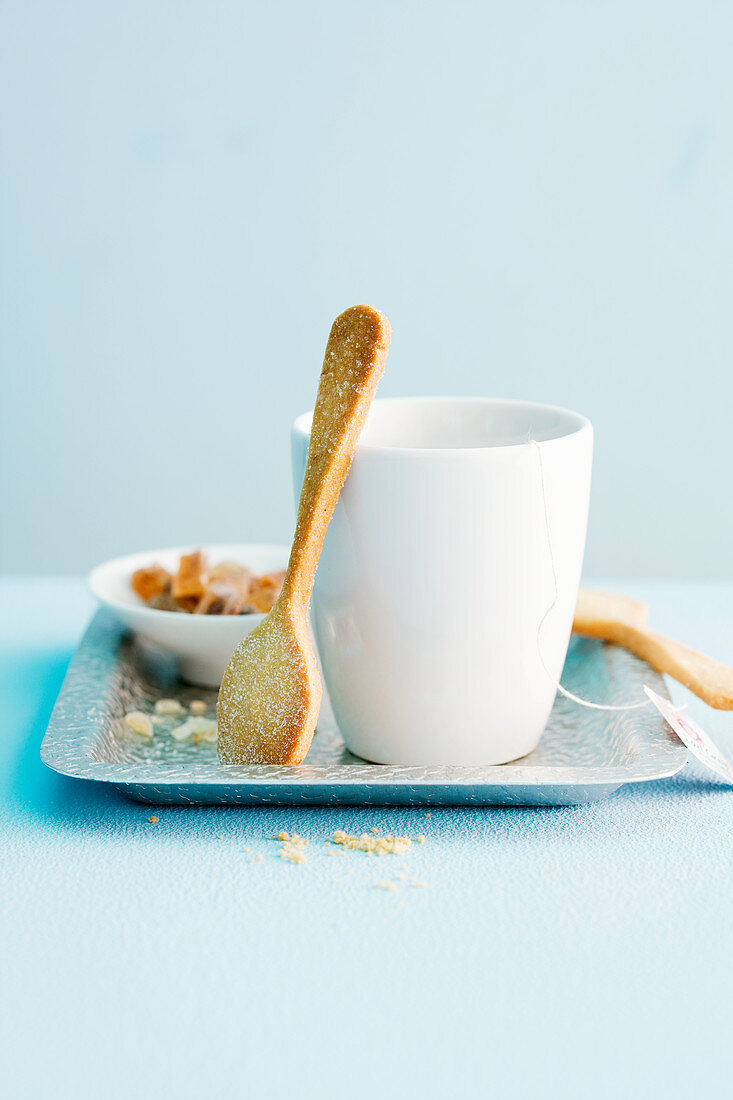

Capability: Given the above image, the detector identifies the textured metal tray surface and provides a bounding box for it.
[41,611,687,806]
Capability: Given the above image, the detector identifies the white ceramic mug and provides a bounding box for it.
[291,397,593,766]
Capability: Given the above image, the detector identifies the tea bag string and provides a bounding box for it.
[532,440,650,712]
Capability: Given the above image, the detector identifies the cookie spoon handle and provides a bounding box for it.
[574,588,733,709]
[280,306,391,616]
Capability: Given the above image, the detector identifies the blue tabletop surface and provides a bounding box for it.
[2,578,732,1099]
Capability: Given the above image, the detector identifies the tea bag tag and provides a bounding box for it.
[644,686,733,784]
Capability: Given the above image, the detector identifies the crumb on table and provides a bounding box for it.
[277,831,308,864]
[330,830,411,856]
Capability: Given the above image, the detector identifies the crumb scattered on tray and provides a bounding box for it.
[121,700,217,747]
[171,717,218,743]
[154,698,185,716]
[375,881,397,891]
[148,815,159,824]
[124,711,154,739]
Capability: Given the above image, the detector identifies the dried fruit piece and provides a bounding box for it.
[129,554,283,616]
[210,561,254,589]
[194,561,253,615]
[131,564,171,603]
[130,554,286,616]
[146,590,181,612]
[260,570,286,588]
[244,571,285,614]
[172,550,208,602]
[194,581,246,616]
[247,584,277,613]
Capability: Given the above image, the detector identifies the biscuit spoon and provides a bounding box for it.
[217,305,391,764]
[573,588,733,709]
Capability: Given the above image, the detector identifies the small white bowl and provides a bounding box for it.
[88,543,289,687]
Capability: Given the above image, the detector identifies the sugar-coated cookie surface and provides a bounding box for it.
[217,305,391,765]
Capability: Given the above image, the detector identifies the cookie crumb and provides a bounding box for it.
[147,815,159,824]
[331,830,411,856]
[171,722,193,741]
[411,879,427,888]
[172,717,218,743]
[189,700,208,714]
[155,698,185,716]
[124,711,154,739]
[279,833,308,864]
[375,881,396,891]
[416,834,426,844]
[425,812,431,818]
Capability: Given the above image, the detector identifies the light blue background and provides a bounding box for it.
[1,0,731,575]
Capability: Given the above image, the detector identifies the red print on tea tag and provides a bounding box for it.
[644,687,733,784]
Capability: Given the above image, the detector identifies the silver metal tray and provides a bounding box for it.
[41,610,687,806]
